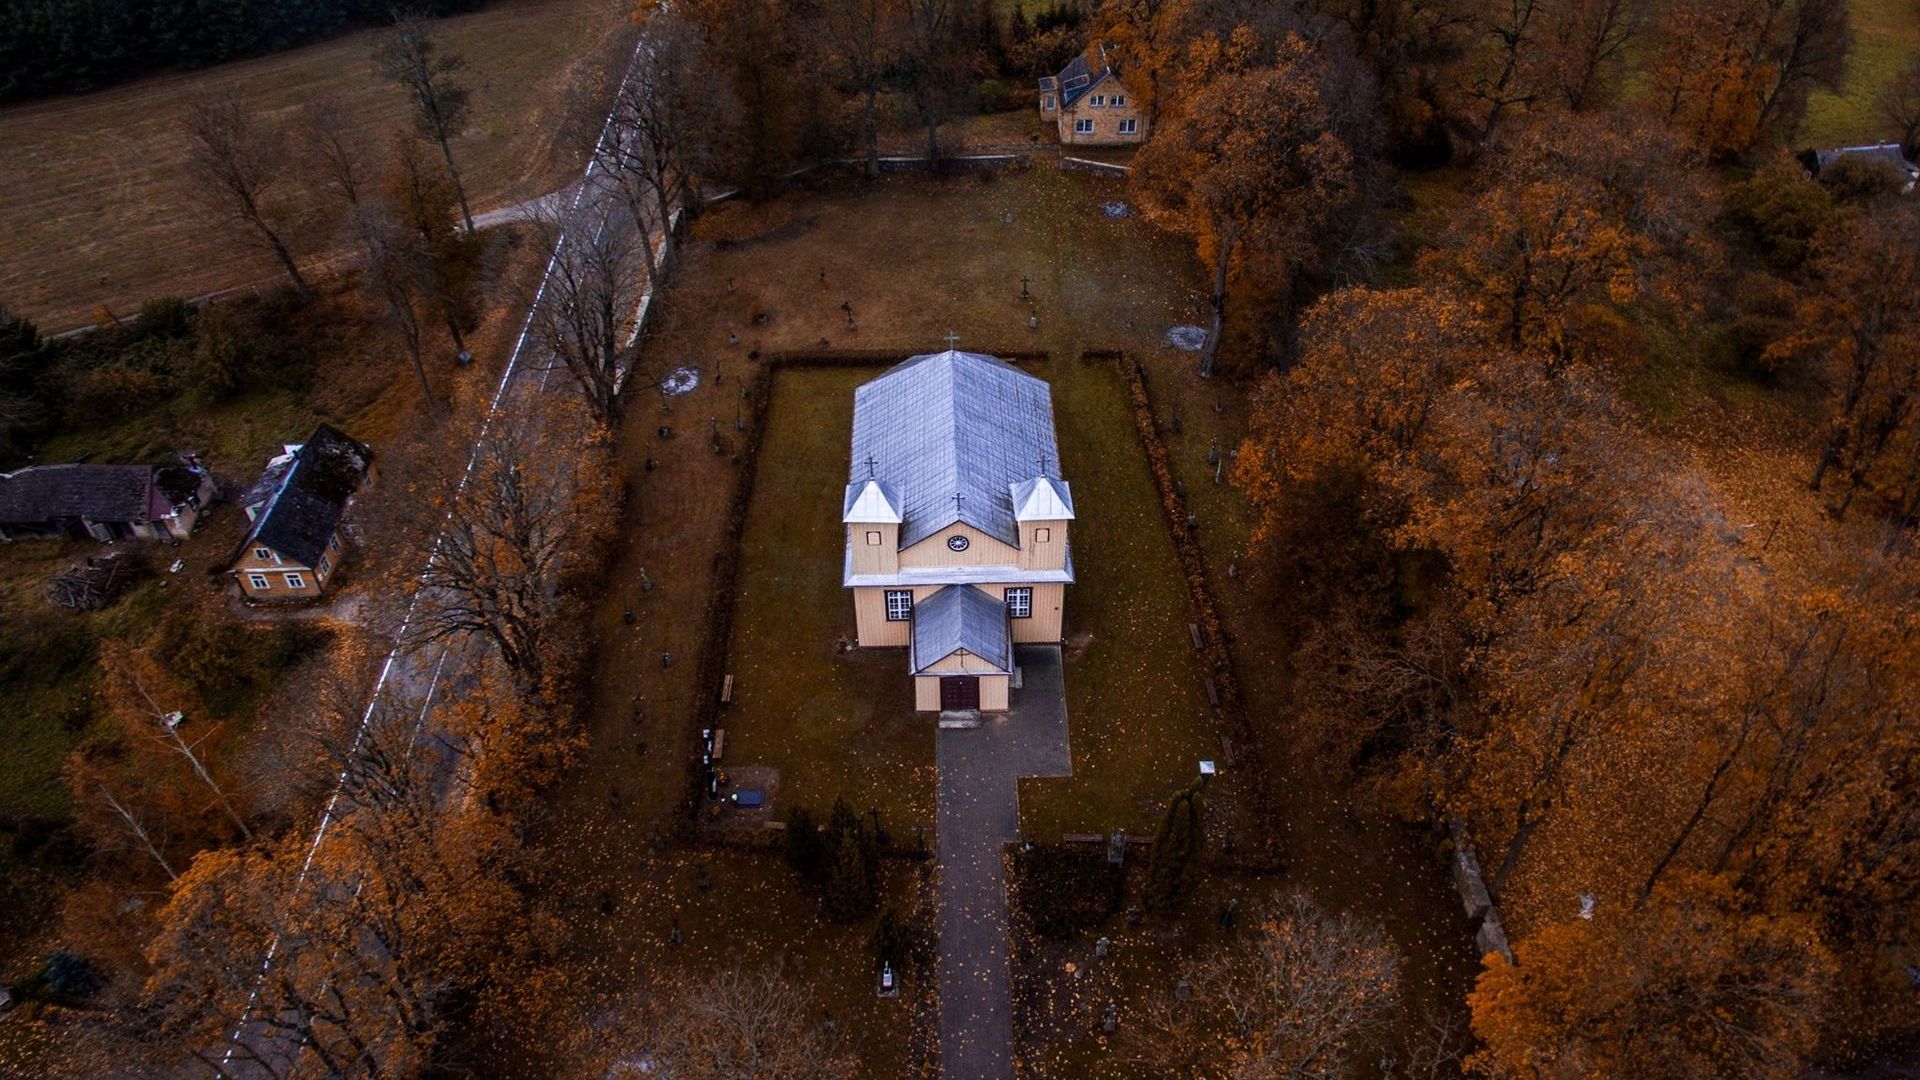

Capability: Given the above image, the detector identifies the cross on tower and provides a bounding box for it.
[1035,456,1050,478]
[952,492,965,514]
[944,330,960,350]
[863,455,879,480]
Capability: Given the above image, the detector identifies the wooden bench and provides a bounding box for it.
[710,729,726,762]
[720,674,735,704]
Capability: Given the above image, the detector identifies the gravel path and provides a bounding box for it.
[935,645,1070,1080]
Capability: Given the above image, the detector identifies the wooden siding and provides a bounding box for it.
[1018,520,1068,570]
[914,674,1009,712]
[848,522,899,575]
[854,582,1064,646]
[899,521,1019,569]
[234,528,345,600]
[921,648,1008,674]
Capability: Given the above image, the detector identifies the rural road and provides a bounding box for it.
[217,27,670,1077]
[935,646,1072,1080]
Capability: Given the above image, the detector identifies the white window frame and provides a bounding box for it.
[283,572,306,590]
[317,553,331,576]
[248,574,271,591]
[1112,95,1126,107]
[1005,587,1033,619]
[254,546,274,562]
[1074,119,1094,134]
[1118,118,1138,135]
[1042,94,1055,110]
[885,590,914,621]
[1090,94,1105,107]
[866,530,882,546]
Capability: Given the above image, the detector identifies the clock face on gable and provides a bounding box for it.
[947,534,970,552]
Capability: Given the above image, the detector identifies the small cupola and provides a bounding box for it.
[844,478,903,524]
[1010,476,1074,521]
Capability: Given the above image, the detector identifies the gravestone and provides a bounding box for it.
[1107,832,1126,867]
[1094,936,1110,959]
[1102,1004,1118,1033]
[1174,978,1191,1003]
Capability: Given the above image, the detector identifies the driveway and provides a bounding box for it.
[936,645,1071,1080]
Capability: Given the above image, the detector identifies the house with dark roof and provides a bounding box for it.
[0,459,213,542]
[844,349,1075,712]
[228,425,373,601]
[1037,45,1148,147]
[1804,142,1919,192]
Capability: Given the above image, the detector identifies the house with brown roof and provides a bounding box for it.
[1037,46,1147,147]
[229,425,373,601]
[0,458,213,542]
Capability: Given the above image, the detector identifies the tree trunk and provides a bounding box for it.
[437,133,476,235]
[255,220,311,300]
[924,113,940,171]
[1200,240,1231,378]
[865,85,881,180]
[1488,813,1542,899]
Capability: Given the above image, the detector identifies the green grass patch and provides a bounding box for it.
[1018,361,1217,839]
[1802,0,1920,147]
[722,367,936,831]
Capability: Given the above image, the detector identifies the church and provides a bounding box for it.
[843,349,1075,713]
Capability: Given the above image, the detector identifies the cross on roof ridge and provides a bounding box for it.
[944,330,960,349]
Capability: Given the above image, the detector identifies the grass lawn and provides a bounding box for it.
[0,0,632,331]
[724,367,936,832]
[1018,358,1218,839]
[1802,0,1920,147]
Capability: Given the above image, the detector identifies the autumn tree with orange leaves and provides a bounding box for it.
[1648,0,1849,158]
[1132,27,1355,376]
[1470,872,1834,1079]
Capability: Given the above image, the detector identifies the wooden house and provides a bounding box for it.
[229,425,372,601]
[844,349,1075,713]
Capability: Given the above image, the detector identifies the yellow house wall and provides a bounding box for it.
[1017,520,1069,570]
[848,522,899,574]
[234,529,346,600]
[899,522,1019,569]
[853,582,1065,646]
[913,674,1010,712]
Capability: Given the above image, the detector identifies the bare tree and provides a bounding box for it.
[96,785,178,881]
[899,0,967,165]
[1880,53,1920,159]
[1118,891,1402,1079]
[300,99,373,210]
[817,0,903,178]
[116,666,255,843]
[359,200,438,412]
[377,16,476,234]
[182,99,311,299]
[529,205,650,426]
[605,11,737,270]
[405,401,614,691]
[609,965,857,1080]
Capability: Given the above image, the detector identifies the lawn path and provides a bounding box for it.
[936,646,1071,1080]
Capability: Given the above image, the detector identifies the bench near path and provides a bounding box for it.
[935,645,1072,1080]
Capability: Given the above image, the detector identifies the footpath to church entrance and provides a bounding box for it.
[935,645,1071,1080]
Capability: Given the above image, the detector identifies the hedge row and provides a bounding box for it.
[1110,353,1283,870]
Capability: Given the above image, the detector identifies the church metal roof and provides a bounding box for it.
[850,349,1063,550]
[910,584,1013,674]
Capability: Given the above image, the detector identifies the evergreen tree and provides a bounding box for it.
[1146,780,1204,915]
[784,805,824,881]
[822,798,878,920]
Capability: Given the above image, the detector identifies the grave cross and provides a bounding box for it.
[944,330,960,350]
[1020,275,1031,301]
